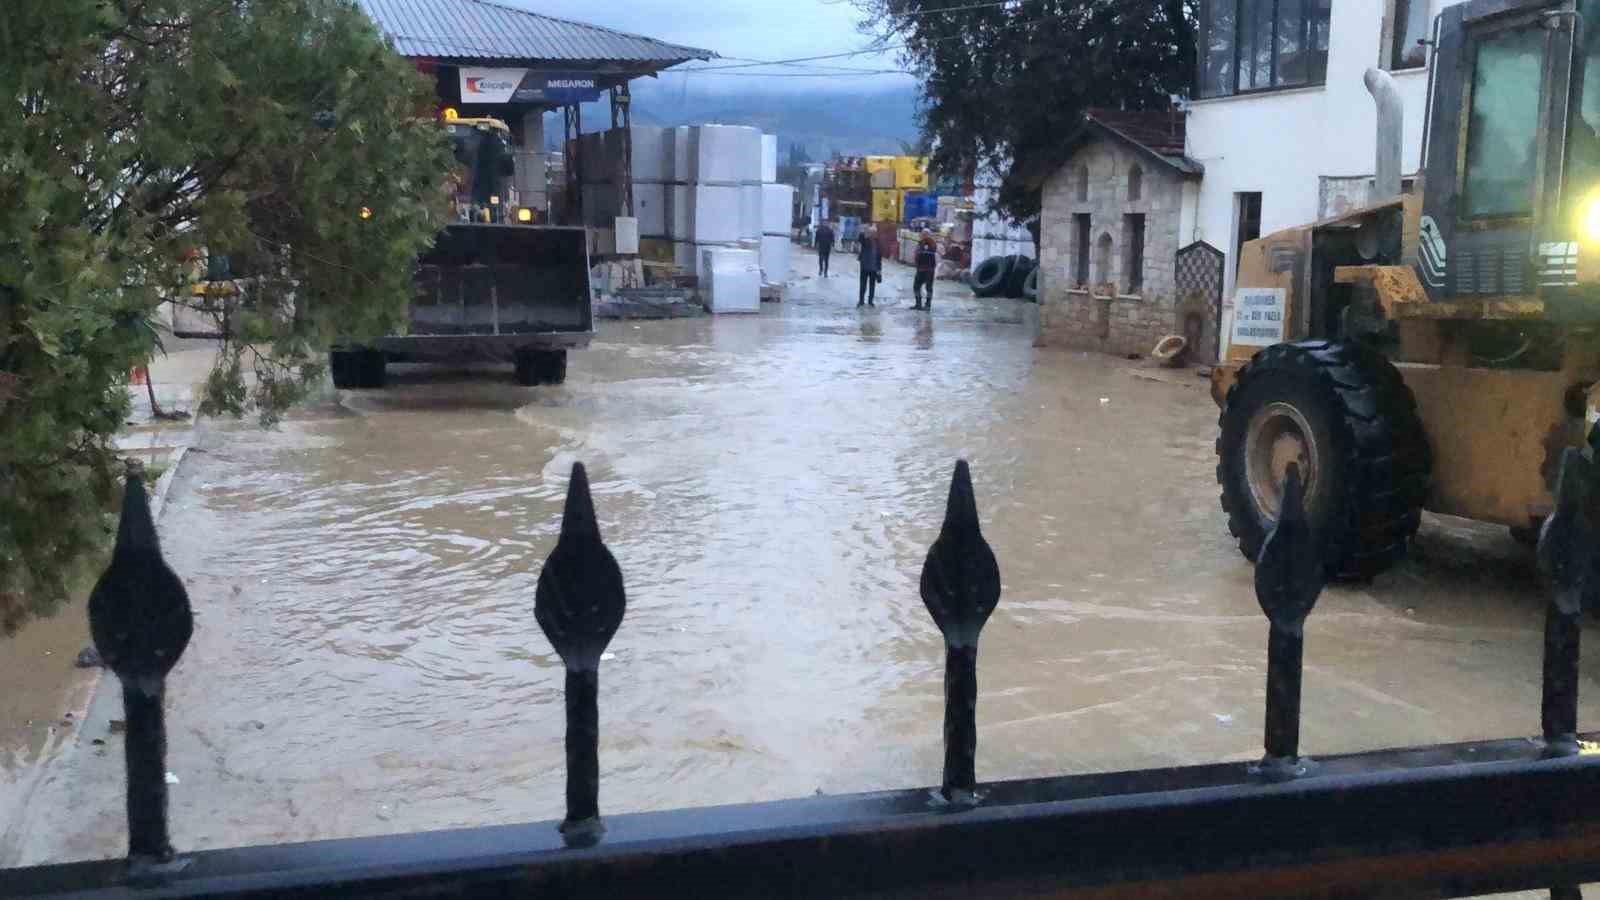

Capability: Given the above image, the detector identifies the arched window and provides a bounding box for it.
[1128,163,1143,202]
[1076,164,1090,203]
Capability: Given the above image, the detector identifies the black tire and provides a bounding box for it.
[1217,341,1431,581]
[329,347,386,389]
[1004,256,1036,298]
[998,253,1036,297]
[515,349,568,386]
[1022,267,1039,301]
[971,256,1010,297]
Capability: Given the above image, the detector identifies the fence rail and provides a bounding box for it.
[7,454,1600,898]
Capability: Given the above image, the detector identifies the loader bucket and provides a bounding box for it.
[411,224,592,336]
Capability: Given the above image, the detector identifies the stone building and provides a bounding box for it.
[1037,110,1206,359]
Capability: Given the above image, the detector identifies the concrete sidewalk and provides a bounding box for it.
[0,338,218,863]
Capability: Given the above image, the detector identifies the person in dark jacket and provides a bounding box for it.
[912,230,938,310]
[857,226,881,307]
[815,221,835,277]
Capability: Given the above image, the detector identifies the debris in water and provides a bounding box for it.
[600,652,616,662]
[74,646,104,668]
[1099,398,1110,405]
[165,772,180,785]
[1213,713,1233,724]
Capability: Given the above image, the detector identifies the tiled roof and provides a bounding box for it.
[358,0,715,66]
[1083,109,1188,158]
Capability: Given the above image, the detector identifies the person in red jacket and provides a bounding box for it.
[912,230,939,311]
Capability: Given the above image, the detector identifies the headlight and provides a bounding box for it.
[1579,192,1600,243]
[517,208,533,223]
[359,207,372,220]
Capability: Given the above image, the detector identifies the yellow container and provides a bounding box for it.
[894,156,929,189]
[864,155,896,175]
[872,188,901,223]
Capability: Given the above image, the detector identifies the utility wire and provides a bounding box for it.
[673,5,1065,74]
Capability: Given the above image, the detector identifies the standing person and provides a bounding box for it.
[815,221,835,277]
[912,229,938,311]
[857,225,881,307]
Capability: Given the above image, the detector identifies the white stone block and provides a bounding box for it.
[762,183,793,235]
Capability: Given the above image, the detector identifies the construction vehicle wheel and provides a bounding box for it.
[330,348,386,390]
[514,349,567,386]
[1217,341,1430,581]
[1509,523,1543,548]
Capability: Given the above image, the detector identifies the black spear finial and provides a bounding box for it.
[87,461,193,878]
[920,460,1001,805]
[1537,448,1595,758]
[535,462,626,844]
[1253,464,1325,781]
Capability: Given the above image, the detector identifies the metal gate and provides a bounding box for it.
[1175,240,1225,363]
[9,451,1600,899]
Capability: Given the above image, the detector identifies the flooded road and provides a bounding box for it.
[5,256,1587,865]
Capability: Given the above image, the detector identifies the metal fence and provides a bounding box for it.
[8,453,1600,899]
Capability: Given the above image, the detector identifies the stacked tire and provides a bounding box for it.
[971,255,1038,299]
[971,256,1010,297]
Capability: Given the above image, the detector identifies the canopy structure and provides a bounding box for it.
[358,0,716,224]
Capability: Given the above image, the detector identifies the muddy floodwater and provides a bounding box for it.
[3,257,1589,866]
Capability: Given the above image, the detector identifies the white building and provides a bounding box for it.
[1185,0,1457,307]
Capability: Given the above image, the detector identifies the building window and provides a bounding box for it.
[1128,163,1143,202]
[1094,232,1115,289]
[1076,164,1090,203]
[1198,0,1331,99]
[1388,0,1429,70]
[1235,192,1263,273]
[1124,214,1147,292]
[1074,214,1092,287]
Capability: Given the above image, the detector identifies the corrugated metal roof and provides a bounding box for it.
[357,0,715,65]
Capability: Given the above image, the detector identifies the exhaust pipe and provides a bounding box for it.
[1365,67,1404,203]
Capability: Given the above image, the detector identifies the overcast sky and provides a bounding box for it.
[506,0,914,94]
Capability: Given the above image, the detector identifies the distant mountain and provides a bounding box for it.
[546,82,924,161]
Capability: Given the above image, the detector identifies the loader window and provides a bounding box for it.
[1565,0,1600,216]
[1462,26,1547,219]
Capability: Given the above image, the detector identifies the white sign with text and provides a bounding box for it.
[1230,287,1286,346]
[459,68,527,104]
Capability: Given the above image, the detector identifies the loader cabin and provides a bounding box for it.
[355,0,714,227]
[1209,0,1600,581]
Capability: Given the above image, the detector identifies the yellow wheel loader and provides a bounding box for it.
[328,110,592,390]
[1213,0,1600,579]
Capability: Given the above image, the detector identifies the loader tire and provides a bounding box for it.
[1217,341,1430,581]
[515,349,567,386]
[329,347,386,389]
[971,256,1009,297]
